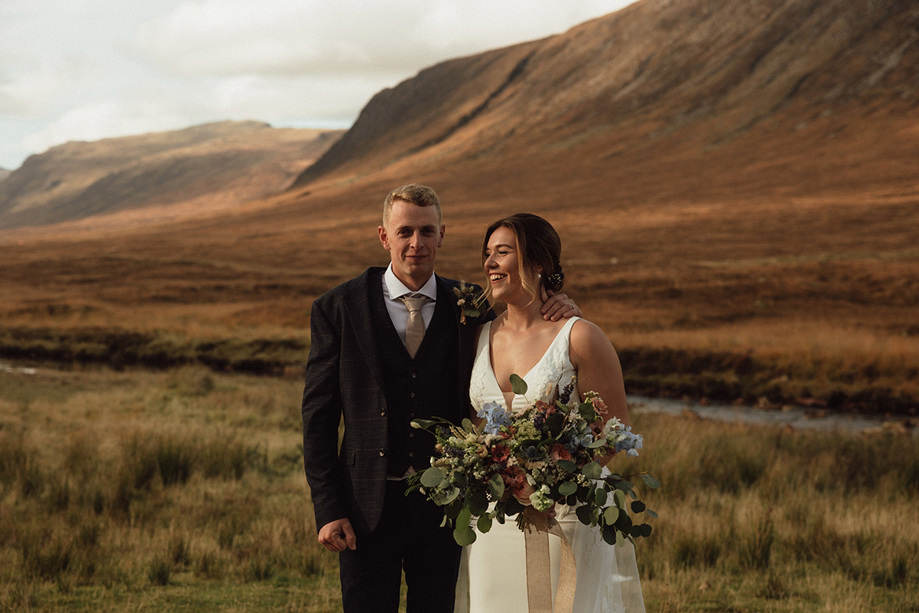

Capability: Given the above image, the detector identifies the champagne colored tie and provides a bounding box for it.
[400,294,427,358]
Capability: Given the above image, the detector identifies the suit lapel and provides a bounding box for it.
[342,269,386,391]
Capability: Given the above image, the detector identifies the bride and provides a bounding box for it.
[455,213,645,612]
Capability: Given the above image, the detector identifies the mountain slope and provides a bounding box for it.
[0,121,342,229]
[292,0,919,202]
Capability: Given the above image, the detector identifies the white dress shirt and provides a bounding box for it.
[382,264,437,348]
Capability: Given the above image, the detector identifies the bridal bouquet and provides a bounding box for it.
[407,375,658,546]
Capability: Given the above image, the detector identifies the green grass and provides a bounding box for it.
[1,365,917,612]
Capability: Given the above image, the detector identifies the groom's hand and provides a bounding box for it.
[319,518,357,552]
[541,290,582,321]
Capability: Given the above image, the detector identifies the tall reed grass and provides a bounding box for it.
[1,365,916,611]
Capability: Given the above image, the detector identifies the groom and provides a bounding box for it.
[301,184,578,612]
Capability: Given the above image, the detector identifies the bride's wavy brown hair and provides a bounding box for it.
[481,213,564,304]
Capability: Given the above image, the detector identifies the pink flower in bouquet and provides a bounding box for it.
[501,467,529,497]
[550,443,572,462]
[592,396,609,415]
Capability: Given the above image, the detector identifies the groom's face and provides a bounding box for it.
[378,199,445,291]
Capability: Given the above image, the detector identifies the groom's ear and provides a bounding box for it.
[379,225,391,250]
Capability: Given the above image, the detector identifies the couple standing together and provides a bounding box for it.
[301,184,645,612]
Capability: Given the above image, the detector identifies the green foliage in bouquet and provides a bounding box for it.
[407,375,659,546]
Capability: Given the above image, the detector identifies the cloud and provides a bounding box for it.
[1,0,634,169]
[128,0,627,77]
[20,98,198,154]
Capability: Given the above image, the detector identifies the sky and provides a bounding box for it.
[0,0,637,171]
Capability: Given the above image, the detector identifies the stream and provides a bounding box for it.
[2,360,915,437]
[630,395,917,437]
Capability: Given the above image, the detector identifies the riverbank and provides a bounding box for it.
[1,355,916,440]
[2,324,916,417]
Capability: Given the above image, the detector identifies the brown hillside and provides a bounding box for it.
[0,0,917,412]
[0,121,342,229]
[294,0,919,200]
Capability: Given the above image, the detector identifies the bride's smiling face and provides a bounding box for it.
[484,226,538,304]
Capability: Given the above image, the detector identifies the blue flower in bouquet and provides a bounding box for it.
[611,424,643,457]
[477,400,511,435]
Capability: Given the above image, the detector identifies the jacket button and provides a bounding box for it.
[380,410,386,416]
[408,452,414,458]
[378,449,385,457]
[409,392,415,398]
[411,373,417,379]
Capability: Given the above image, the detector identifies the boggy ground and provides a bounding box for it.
[0,365,916,612]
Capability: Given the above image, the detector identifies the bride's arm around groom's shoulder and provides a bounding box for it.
[567,319,629,424]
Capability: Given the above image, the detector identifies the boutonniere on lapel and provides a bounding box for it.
[454,281,486,325]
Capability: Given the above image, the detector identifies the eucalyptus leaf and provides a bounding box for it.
[640,473,661,489]
[582,462,602,479]
[576,504,593,526]
[453,524,477,546]
[601,525,618,545]
[558,481,578,496]
[647,509,658,519]
[487,473,505,499]
[578,402,596,421]
[556,459,577,473]
[420,466,445,488]
[445,502,461,520]
[631,500,646,513]
[603,506,620,525]
[468,489,489,516]
[509,374,528,396]
[439,487,460,506]
[456,506,472,530]
[545,413,565,436]
[462,418,475,432]
[477,514,493,534]
[595,488,608,506]
[615,489,627,507]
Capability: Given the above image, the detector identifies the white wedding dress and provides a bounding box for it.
[454,317,645,613]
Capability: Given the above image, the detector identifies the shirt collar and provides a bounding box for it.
[384,264,437,301]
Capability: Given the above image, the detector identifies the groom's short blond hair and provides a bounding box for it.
[382,184,443,226]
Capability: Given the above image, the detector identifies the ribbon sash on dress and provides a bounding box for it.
[522,507,577,613]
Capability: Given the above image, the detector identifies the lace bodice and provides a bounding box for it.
[469,317,580,413]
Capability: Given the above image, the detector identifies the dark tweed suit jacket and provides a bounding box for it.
[301,267,489,536]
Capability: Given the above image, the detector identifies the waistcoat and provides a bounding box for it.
[372,283,461,477]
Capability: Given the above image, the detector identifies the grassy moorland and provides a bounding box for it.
[0,364,916,612]
[1,195,918,419]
